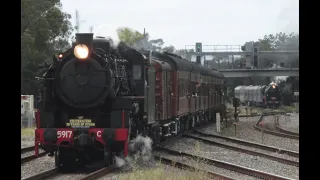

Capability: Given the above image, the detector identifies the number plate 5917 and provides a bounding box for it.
[57,130,73,138]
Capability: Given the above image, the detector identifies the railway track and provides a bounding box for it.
[274,119,299,136]
[21,111,296,179]
[238,114,260,117]
[21,145,47,164]
[21,165,117,180]
[80,165,118,180]
[154,154,237,180]
[184,133,299,167]
[155,146,295,180]
[21,146,34,153]
[21,152,47,164]
[193,129,299,158]
[255,114,299,140]
[22,168,59,180]
[276,124,299,136]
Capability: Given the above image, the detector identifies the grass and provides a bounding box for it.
[116,141,209,180]
[279,105,298,113]
[117,165,208,180]
[21,128,35,137]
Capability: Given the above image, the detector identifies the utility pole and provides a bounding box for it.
[75,10,86,33]
[75,10,80,33]
[90,26,93,33]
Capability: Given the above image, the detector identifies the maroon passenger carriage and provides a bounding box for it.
[34,33,225,170]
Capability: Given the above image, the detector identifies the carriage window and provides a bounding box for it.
[133,65,141,80]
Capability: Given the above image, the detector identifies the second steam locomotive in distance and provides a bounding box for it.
[34,33,225,169]
[234,82,281,108]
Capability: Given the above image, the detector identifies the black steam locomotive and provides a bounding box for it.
[264,82,281,108]
[34,33,225,170]
[35,33,146,168]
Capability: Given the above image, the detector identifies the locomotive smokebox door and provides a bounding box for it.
[233,97,240,108]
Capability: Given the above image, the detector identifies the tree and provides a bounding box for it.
[21,0,73,94]
[175,49,194,60]
[257,32,299,68]
[116,27,165,51]
[257,32,299,51]
[116,27,145,46]
[162,45,175,53]
[240,32,299,69]
[149,39,164,51]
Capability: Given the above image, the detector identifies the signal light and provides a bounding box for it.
[74,44,89,59]
[195,42,202,54]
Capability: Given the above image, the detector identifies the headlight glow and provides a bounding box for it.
[74,44,89,59]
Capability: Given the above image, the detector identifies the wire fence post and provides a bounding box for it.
[216,113,221,133]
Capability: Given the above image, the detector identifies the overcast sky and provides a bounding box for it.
[61,0,299,49]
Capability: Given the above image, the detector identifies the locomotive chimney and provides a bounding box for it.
[75,33,94,50]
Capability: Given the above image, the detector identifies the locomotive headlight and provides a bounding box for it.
[74,44,89,59]
[272,85,275,89]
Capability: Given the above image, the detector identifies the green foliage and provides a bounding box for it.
[117,27,146,46]
[162,45,175,53]
[21,128,35,137]
[149,39,164,51]
[249,32,300,69]
[258,32,299,51]
[116,27,166,51]
[21,0,73,94]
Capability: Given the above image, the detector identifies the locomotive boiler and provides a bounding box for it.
[34,33,225,170]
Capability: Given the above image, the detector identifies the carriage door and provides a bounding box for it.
[188,72,191,113]
[165,72,172,119]
[147,66,156,124]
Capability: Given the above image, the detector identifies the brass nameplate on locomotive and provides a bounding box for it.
[66,116,95,128]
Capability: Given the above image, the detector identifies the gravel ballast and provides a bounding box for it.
[198,116,299,152]
[21,149,45,159]
[21,136,34,148]
[46,173,88,180]
[98,162,212,180]
[45,162,107,180]
[278,113,299,133]
[21,155,55,179]
[186,133,298,162]
[161,137,299,179]
[96,153,214,180]
[153,151,260,180]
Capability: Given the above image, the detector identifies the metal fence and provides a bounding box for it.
[21,95,35,128]
[21,111,35,128]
